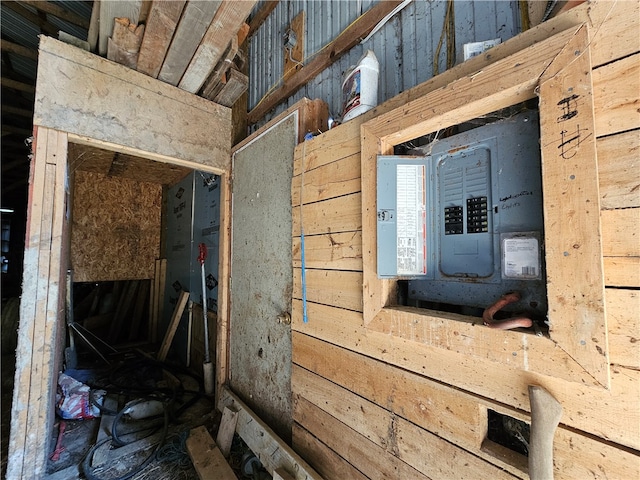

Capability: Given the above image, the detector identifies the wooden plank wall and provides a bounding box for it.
[290,3,639,479]
[8,127,69,479]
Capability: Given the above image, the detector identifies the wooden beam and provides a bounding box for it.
[34,37,231,173]
[1,77,35,94]
[201,37,239,100]
[106,17,145,69]
[19,0,90,29]
[87,0,100,52]
[98,0,144,56]
[0,39,37,60]
[213,69,248,107]
[248,0,279,37]
[3,2,59,36]
[136,0,186,78]
[178,0,257,94]
[157,1,222,86]
[218,387,322,479]
[538,27,609,385]
[157,289,189,361]
[247,0,402,123]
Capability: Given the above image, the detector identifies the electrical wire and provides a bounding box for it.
[433,0,456,77]
[81,403,169,480]
[80,355,213,479]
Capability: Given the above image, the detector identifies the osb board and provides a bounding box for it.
[71,170,162,282]
[68,143,191,186]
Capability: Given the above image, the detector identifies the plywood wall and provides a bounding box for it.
[71,170,162,282]
[289,2,639,479]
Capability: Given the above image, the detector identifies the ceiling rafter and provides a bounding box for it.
[1,39,38,60]
[3,1,59,37]
[18,0,90,30]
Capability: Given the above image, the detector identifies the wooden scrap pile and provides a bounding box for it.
[87,1,256,108]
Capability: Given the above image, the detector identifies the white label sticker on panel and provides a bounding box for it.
[396,164,426,275]
[503,236,540,279]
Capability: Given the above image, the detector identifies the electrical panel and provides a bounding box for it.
[377,111,546,315]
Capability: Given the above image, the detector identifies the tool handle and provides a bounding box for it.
[198,243,207,265]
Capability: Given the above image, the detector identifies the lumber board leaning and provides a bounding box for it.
[215,406,239,458]
[178,0,257,93]
[34,37,231,174]
[157,1,221,86]
[273,467,296,480]
[213,69,249,108]
[99,0,144,56]
[291,299,640,451]
[218,387,322,480]
[157,290,189,361]
[248,0,279,37]
[201,36,238,100]
[186,426,235,480]
[107,17,145,69]
[136,0,186,78]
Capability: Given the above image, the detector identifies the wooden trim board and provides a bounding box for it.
[34,37,231,174]
[157,290,190,361]
[360,25,611,388]
[8,126,69,479]
[218,387,322,480]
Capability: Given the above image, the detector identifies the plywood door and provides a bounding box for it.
[229,114,297,442]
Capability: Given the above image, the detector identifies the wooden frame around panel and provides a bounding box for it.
[361,25,610,389]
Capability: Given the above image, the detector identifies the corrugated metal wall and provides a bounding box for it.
[249,0,522,125]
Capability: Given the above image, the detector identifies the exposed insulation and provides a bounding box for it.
[71,170,162,282]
